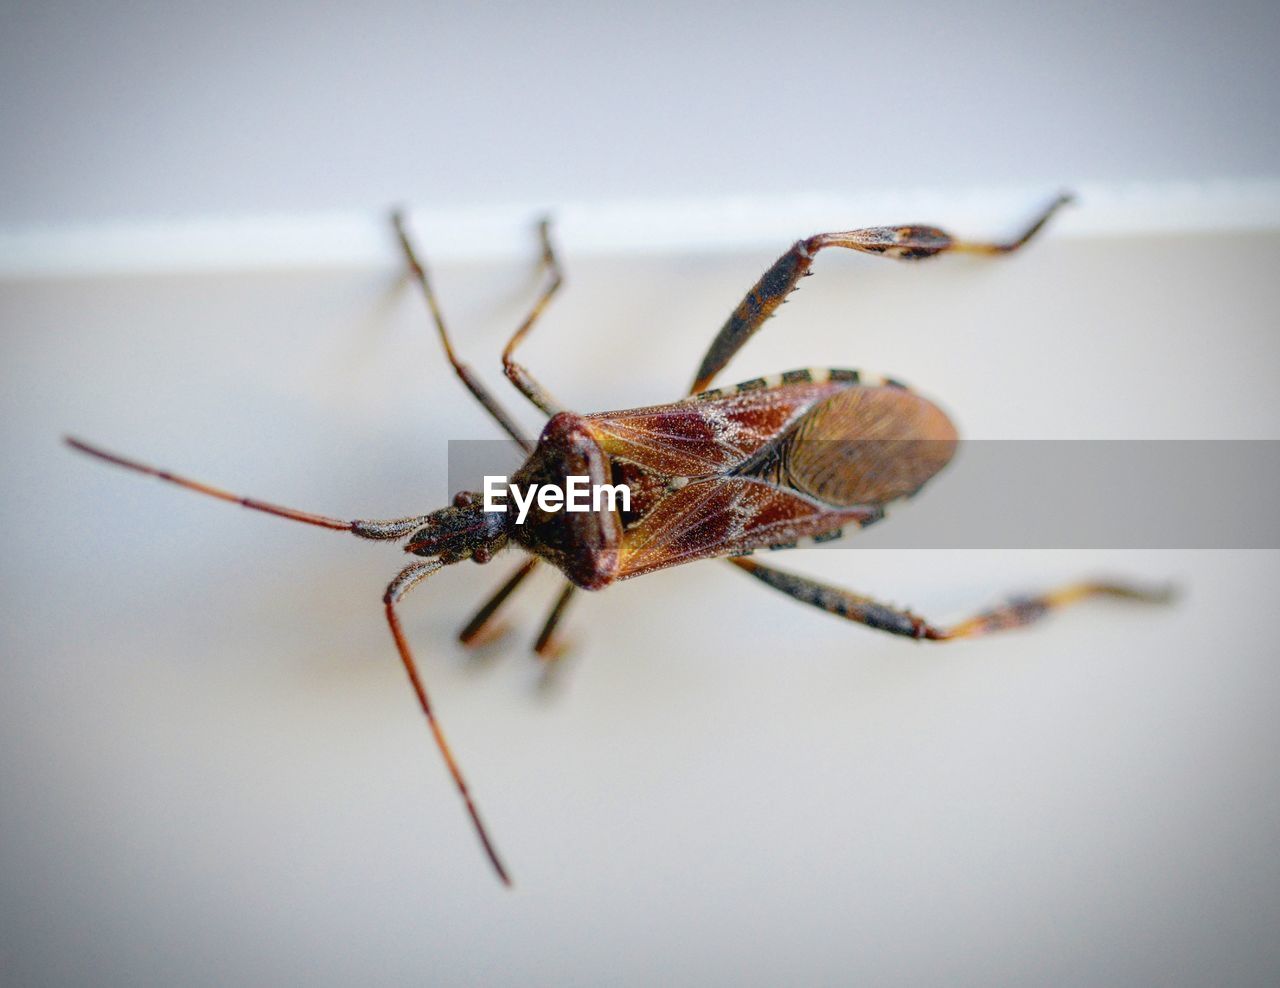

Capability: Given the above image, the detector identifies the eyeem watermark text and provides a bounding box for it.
[483,475,631,524]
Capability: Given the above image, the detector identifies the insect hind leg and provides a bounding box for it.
[728,556,1173,641]
[690,194,1073,394]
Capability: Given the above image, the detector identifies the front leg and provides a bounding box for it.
[393,212,535,453]
[690,194,1073,394]
[458,557,540,647]
[728,556,1173,641]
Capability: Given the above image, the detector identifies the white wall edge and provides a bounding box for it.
[2,178,1278,279]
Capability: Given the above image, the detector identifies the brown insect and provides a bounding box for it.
[67,195,1170,886]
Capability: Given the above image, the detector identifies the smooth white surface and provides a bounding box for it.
[3,226,1279,985]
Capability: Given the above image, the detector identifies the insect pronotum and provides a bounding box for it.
[67,195,1172,885]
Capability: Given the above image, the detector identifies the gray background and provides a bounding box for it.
[3,3,1279,987]
[3,1,1278,226]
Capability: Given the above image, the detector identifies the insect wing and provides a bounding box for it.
[617,477,877,579]
[778,385,958,507]
[586,376,852,478]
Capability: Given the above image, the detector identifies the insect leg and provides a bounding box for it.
[66,436,430,541]
[458,557,541,647]
[533,582,578,659]
[690,194,1073,394]
[728,556,1173,641]
[501,218,566,417]
[392,211,535,453]
[384,560,512,886]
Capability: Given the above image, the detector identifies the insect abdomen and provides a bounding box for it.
[778,385,958,507]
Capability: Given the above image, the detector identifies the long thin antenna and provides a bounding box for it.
[67,435,512,884]
[385,561,512,885]
[65,436,356,531]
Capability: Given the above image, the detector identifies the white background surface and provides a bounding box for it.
[3,3,1279,986]
[5,229,1280,986]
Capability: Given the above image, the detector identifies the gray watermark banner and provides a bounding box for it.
[446,440,1280,549]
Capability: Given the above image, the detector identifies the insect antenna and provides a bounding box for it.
[385,561,512,885]
[64,436,434,541]
[65,436,359,532]
[66,435,513,885]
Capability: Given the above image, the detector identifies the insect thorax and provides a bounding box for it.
[509,412,622,590]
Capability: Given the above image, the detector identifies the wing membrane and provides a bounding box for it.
[618,477,877,579]
[587,378,850,478]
